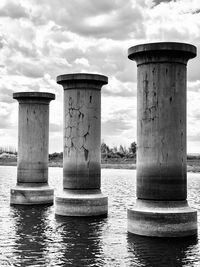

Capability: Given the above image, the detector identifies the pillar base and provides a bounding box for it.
[127,199,197,237]
[10,183,54,205]
[55,189,108,217]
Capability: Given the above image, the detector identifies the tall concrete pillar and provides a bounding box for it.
[10,92,55,205]
[127,42,197,237]
[55,73,108,216]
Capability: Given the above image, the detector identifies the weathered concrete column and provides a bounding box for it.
[55,73,108,216]
[127,42,197,237]
[10,92,55,205]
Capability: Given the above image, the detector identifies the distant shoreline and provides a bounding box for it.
[0,161,136,169]
[0,161,200,172]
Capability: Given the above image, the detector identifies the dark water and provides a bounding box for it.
[0,166,200,266]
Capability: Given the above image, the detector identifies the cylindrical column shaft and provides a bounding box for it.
[17,97,49,183]
[63,79,101,189]
[10,92,55,205]
[55,73,108,216]
[127,42,197,237]
[136,51,187,200]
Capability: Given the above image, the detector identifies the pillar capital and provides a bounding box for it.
[57,73,108,90]
[13,92,55,104]
[128,42,196,65]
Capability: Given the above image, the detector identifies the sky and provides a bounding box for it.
[0,0,200,153]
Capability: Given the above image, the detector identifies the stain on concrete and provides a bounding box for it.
[64,93,98,164]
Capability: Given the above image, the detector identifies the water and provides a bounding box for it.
[0,166,200,266]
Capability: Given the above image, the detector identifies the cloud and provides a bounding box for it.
[188,80,200,92]
[0,87,14,103]
[0,35,5,49]
[0,1,29,19]
[102,118,132,136]
[50,123,62,133]
[152,0,172,6]
[7,61,45,78]
[103,77,137,97]
[74,58,89,67]
[68,4,145,40]
[187,55,200,82]
[0,117,12,129]
[28,0,146,40]
[188,134,200,142]
[47,28,72,44]
[59,43,137,85]
[145,0,200,44]
[8,39,38,58]
[0,102,15,129]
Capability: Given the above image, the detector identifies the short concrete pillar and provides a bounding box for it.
[127,42,197,237]
[10,92,55,205]
[55,73,108,216]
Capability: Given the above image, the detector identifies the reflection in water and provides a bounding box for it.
[11,205,52,266]
[127,233,200,267]
[54,216,107,266]
[10,204,107,266]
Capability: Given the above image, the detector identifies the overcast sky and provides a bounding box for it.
[0,0,200,153]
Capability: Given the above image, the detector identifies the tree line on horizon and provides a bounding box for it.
[101,142,136,159]
[1,144,200,161]
[0,142,137,159]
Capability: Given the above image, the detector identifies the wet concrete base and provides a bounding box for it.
[10,183,54,205]
[127,199,197,237]
[55,189,108,217]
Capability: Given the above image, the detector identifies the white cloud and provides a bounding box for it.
[0,1,29,19]
[75,58,90,67]
[103,76,136,97]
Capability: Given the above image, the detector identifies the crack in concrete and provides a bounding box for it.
[64,98,97,162]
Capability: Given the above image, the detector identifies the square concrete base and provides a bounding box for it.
[128,199,197,237]
[55,189,108,217]
[10,183,54,205]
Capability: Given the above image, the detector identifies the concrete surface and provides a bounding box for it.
[10,184,54,205]
[127,42,197,237]
[10,92,55,205]
[55,189,108,216]
[128,200,197,237]
[55,73,108,216]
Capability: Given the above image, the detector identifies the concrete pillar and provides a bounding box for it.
[127,42,197,237]
[10,92,55,205]
[55,73,108,216]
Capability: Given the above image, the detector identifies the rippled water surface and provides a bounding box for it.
[0,166,200,266]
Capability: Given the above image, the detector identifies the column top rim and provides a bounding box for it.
[57,73,108,85]
[13,92,55,100]
[128,42,196,60]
